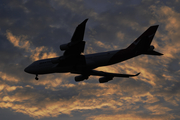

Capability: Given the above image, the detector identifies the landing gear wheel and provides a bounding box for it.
[35,74,39,80]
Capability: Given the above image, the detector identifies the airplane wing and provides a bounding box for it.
[71,19,88,42]
[61,19,88,56]
[87,70,140,77]
[71,70,140,83]
[71,69,140,78]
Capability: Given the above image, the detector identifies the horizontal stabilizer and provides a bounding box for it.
[143,50,163,56]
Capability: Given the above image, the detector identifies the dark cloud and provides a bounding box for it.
[0,0,180,119]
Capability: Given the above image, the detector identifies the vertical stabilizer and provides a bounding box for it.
[126,25,163,55]
[127,25,159,51]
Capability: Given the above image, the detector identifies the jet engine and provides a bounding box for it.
[60,43,69,51]
[148,45,155,51]
[99,76,113,83]
[75,75,89,82]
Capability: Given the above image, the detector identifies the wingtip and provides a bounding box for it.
[84,18,88,22]
[136,72,140,76]
[80,18,88,25]
[159,53,163,56]
[151,25,159,28]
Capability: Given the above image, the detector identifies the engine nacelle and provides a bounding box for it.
[75,75,89,82]
[99,76,113,83]
[148,45,155,51]
[60,43,69,51]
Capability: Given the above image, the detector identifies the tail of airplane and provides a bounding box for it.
[127,25,163,56]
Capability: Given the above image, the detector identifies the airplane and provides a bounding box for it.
[24,19,163,83]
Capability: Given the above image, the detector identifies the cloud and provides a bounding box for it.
[51,0,99,20]
[6,31,30,50]
[0,79,156,119]
[1,0,180,120]
[6,31,58,61]
[87,113,174,120]
[0,71,19,82]
[145,104,172,115]
[150,5,180,59]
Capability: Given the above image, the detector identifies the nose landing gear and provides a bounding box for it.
[35,74,39,80]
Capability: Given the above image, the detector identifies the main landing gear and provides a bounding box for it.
[35,74,39,80]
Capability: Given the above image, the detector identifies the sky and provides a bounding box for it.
[0,0,180,120]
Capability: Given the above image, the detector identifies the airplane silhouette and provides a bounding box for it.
[24,19,163,83]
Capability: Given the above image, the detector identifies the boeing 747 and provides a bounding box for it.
[24,19,163,83]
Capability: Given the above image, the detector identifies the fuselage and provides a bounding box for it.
[24,48,139,75]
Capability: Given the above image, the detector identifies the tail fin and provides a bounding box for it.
[127,25,163,55]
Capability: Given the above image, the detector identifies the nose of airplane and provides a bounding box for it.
[24,67,30,73]
[24,66,33,74]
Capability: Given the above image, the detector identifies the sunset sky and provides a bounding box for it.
[1,0,180,120]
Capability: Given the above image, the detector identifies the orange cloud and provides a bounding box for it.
[30,46,58,61]
[145,104,172,115]
[87,114,174,120]
[150,5,180,59]
[0,71,19,82]
[6,31,58,61]
[6,31,30,50]
[6,85,23,92]
[94,40,111,49]
[0,80,175,119]
[116,31,125,40]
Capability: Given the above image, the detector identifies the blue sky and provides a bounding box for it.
[0,0,180,120]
